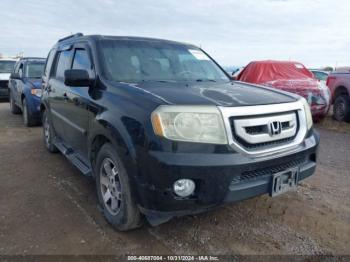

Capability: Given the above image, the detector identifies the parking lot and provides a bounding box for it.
[0,101,349,255]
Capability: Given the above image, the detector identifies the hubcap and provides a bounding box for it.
[100,158,122,215]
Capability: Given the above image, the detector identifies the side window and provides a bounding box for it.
[72,49,92,72]
[54,50,73,80]
[44,50,55,77]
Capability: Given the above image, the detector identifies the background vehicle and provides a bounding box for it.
[231,66,244,78]
[41,34,319,231]
[237,60,331,121]
[0,58,17,100]
[326,69,350,122]
[310,69,329,84]
[8,57,46,126]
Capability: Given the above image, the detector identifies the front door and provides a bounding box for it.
[48,48,74,141]
[60,45,93,161]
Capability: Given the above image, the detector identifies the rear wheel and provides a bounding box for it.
[23,98,36,127]
[333,95,350,122]
[10,92,21,114]
[42,110,58,153]
[95,143,142,231]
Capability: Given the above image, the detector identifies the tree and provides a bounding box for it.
[323,66,334,71]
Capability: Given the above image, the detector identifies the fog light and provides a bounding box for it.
[173,179,195,197]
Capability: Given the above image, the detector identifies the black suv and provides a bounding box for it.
[41,33,319,231]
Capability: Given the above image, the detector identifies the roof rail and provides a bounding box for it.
[20,57,46,60]
[58,33,84,43]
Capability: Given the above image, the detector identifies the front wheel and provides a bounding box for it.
[23,98,36,127]
[42,110,58,153]
[333,95,350,122]
[95,143,142,231]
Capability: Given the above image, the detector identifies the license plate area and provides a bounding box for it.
[271,168,299,197]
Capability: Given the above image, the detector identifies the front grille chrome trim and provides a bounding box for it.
[234,112,297,144]
[218,100,307,157]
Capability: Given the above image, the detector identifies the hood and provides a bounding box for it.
[0,73,11,81]
[24,78,42,89]
[119,81,297,107]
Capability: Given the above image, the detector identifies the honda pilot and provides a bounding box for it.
[41,33,319,231]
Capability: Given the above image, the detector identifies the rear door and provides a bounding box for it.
[61,44,94,160]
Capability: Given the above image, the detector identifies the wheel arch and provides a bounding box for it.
[88,119,137,179]
[333,86,349,103]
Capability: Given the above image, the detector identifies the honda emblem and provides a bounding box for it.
[268,121,282,136]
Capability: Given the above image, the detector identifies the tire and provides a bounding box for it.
[42,110,58,153]
[9,92,21,114]
[22,98,36,127]
[333,94,350,122]
[95,143,142,231]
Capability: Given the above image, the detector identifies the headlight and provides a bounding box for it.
[151,105,228,144]
[31,89,42,98]
[300,98,313,130]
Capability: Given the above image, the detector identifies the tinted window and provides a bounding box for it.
[44,50,55,76]
[54,50,73,79]
[72,49,92,71]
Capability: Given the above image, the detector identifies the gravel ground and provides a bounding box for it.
[0,101,349,256]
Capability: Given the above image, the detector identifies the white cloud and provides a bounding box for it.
[0,0,349,68]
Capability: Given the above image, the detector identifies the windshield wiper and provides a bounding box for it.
[196,79,217,82]
[140,80,175,83]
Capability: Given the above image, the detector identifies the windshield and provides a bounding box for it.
[98,40,229,82]
[25,63,45,78]
[0,61,16,73]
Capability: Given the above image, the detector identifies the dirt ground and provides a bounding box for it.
[0,101,349,256]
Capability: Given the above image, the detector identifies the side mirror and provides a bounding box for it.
[64,69,91,87]
[10,72,20,79]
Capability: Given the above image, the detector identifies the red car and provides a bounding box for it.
[236,60,331,120]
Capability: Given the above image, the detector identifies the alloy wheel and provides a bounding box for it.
[99,158,122,215]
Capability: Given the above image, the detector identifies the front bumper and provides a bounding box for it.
[135,130,319,225]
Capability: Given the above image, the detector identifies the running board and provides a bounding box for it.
[54,140,92,176]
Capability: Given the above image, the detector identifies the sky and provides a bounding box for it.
[0,0,349,68]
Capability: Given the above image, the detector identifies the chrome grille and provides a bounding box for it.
[231,112,298,145]
[219,101,307,157]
